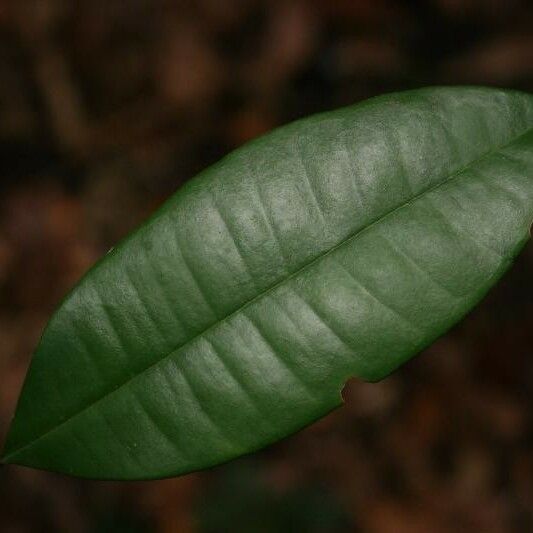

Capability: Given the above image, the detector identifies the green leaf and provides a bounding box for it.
[2,87,533,480]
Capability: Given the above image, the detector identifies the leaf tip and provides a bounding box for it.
[0,449,10,465]
[0,437,16,465]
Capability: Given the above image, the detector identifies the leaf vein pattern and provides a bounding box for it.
[242,311,317,401]
[5,126,531,460]
[202,337,265,417]
[333,258,425,336]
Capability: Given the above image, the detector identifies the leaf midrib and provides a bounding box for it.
[4,126,532,462]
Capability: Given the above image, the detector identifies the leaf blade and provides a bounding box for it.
[3,87,533,479]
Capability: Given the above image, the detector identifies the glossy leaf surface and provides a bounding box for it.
[2,87,533,480]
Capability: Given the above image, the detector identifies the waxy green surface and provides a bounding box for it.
[3,87,533,479]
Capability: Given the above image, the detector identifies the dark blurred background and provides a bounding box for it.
[0,1,532,532]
